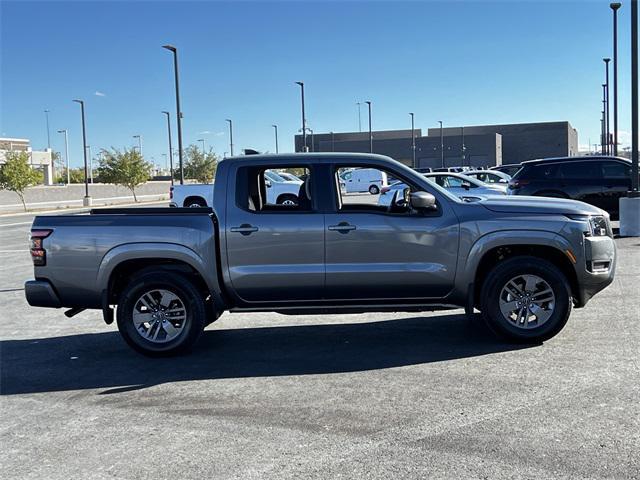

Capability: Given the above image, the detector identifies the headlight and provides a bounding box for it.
[587,215,610,237]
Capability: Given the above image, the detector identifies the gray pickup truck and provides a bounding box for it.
[25,153,616,356]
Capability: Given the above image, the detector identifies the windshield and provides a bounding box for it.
[264,170,286,182]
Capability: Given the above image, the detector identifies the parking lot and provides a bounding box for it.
[1,210,639,479]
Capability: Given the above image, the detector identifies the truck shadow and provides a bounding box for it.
[1,314,536,395]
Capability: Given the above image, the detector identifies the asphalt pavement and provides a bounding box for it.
[0,212,638,479]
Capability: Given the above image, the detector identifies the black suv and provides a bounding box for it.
[509,156,634,218]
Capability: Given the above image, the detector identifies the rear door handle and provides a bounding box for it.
[230,224,259,235]
[328,223,356,232]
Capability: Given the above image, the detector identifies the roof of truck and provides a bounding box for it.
[219,152,396,165]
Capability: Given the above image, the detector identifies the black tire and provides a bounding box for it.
[480,256,572,343]
[276,194,299,206]
[369,185,380,195]
[184,197,207,208]
[116,270,206,357]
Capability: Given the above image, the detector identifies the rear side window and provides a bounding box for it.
[235,165,312,212]
[559,161,602,179]
[602,161,631,178]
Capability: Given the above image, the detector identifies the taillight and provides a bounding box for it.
[30,229,52,266]
[170,186,174,199]
[381,186,390,194]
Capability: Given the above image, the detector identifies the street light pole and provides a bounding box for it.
[44,110,51,149]
[133,135,142,154]
[72,99,90,205]
[630,0,638,196]
[439,121,444,168]
[272,124,279,153]
[604,58,611,155]
[87,145,93,183]
[356,102,362,132]
[611,3,622,156]
[162,111,174,185]
[198,138,206,156]
[409,113,416,168]
[461,126,466,166]
[365,101,372,153]
[57,129,70,185]
[295,81,307,152]
[162,45,184,184]
[602,84,608,154]
[226,119,234,156]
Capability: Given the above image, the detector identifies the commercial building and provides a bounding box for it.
[294,121,577,169]
[0,138,54,185]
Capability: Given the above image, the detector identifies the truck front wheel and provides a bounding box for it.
[479,256,572,343]
[116,270,206,357]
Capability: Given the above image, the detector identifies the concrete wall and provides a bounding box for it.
[427,121,577,164]
[0,181,171,212]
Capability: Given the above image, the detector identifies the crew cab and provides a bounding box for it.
[25,153,616,356]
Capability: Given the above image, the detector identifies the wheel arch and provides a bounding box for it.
[183,195,207,207]
[461,231,579,308]
[98,243,225,313]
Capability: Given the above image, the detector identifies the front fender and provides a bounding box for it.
[97,242,223,307]
[451,229,575,304]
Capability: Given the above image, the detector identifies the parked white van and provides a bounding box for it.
[340,168,388,194]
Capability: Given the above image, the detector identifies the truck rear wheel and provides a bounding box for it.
[116,270,206,357]
[479,256,572,343]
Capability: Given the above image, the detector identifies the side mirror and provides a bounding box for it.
[265,179,272,188]
[461,181,471,190]
[410,191,437,210]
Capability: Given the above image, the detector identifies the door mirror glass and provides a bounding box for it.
[461,181,471,190]
[410,191,437,210]
[265,179,272,188]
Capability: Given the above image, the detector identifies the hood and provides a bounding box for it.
[480,195,606,216]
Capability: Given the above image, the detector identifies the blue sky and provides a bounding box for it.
[1,0,635,168]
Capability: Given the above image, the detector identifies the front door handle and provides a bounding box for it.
[230,224,259,235]
[328,222,356,232]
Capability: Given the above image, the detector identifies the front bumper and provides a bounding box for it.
[575,235,616,307]
[25,280,62,308]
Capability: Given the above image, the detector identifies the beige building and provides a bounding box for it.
[0,137,54,185]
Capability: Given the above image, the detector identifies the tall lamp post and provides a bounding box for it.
[162,44,184,184]
[72,99,91,206]
[438,121,444,168]
[161,111,174,184]
[272,124,279,153]
[295,81,307,152]
[133,134,142,154]
[409,113,416,168]
[602,85,608,154]
[365,101,372,153]
[57,129,70,185]
[611,3,622,156]
[198,138,206,155]
[356,102,362,132]
[604,58,611,155]
[461,126,466,167]
[44,110,51,149]
[226,119,234,156]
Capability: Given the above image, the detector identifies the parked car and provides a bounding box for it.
[170,169,302,207]
[340,167,388,194]
[277,171,303,182]
[379,172,506,206]
[25,153,615,356]
[491,164,523,177]
[508,156,635,218]
[464,170,511,193]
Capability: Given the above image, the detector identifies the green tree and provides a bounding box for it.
[97,148,152,202]
[177,145,218,183]
[0,151,43,211]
